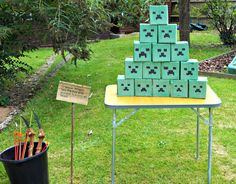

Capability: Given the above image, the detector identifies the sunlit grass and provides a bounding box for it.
[0,31,235,183]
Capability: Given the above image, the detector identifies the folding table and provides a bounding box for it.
[105,84,221,184]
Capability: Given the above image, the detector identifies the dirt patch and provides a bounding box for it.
[199,50,236,72]
[0,107,13,122]
[214,143,236,181]
[220,165,236,182]
[213,144,228,157]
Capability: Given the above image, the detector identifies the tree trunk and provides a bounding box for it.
[178,0,190,44]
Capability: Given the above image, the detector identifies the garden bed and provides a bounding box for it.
[199,50,236,73]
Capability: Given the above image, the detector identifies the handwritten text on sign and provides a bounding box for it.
[56,81,91,105]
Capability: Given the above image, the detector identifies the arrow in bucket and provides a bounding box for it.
[21,115,35,159]
[33,112,45,154]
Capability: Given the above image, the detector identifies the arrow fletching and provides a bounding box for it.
[33,112,42,129]
[21,116,30,128]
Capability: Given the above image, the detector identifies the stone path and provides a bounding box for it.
[0,54,72,131]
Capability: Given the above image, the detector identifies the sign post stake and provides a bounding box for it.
[71,103,75,184]
[56,81,91,184]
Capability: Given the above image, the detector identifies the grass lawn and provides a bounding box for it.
[16,48,54,81]
[0,31,235,183]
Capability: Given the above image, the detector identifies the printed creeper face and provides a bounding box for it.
[134,42,151,61]
[172,42,189,61]
[149,5,168,24]
[158,25,177,43]
[152,44,170,62]
[192,84,204,94]
[153,80,170,97]
[140,24,157,42]
[181,62,198,80]
[135,79,152,96]
[164,66,177,76]
[189,77,207,98]
[143,62,161,79]
[125,58,142,79]
[171,81,188,98]
[173,84,184,93]
[117,75,134,96]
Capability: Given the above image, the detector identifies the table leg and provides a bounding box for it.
[112,109,116,184]
[196,108,200,160]
[208,108,213,184]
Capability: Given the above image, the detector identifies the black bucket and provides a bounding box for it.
[0,142,49,184]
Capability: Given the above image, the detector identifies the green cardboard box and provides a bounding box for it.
[152,43,171,62]
[189,77,207,98]
[143,62,161,79]
[162,62,180,80]
[133,41,152,62]
[125,58,142,79]
[170,80,188,98]
[135,79,153,96]
[171,41,189,61]
[180,59,198,80]
[158,24,177,43]
[117,75,134,96]
[140,23,158,43]
[149,5,168,25]
[153,79,170,96]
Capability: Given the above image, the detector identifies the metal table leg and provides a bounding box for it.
[112,109,116,184]
[208,108,213,184]
[196,108,200,160]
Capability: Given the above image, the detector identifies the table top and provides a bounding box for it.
[104,85,221,109]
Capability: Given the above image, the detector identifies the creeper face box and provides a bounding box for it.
[117,75,134,96]
[135,79,152,96]
[153,80,170,97]
[180,59,198,80]
[149,5,168,25]
[152,43,171,62]
[125,58,142,79]
[143,62,161,79]
[162,62,180,80]
[171,41,189,62]
[189,77,207,98]
[171,80,188,98]
[140,23,158,43]
[133,41,151,62]
[158,24,177,43]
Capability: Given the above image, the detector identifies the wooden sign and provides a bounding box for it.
[56,81,91,105]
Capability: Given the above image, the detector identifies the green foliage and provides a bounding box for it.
[0,94,10,107]
[202,0,236,45]
[0,0,109,84]
[103,0,167,29]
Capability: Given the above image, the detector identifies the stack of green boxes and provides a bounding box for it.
[117,5,207,98]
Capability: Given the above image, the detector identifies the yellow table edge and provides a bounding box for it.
[104,84,221,109]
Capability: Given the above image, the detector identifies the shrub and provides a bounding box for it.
[202,0,236,45]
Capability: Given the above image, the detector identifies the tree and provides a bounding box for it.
[0,0,109,105]
[178,0,190,43]
[203,0,236,45]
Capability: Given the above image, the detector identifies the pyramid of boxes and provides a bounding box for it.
[117,5,207,98]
